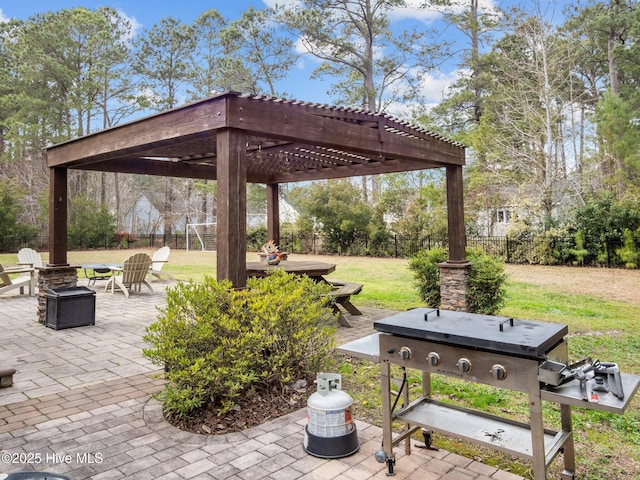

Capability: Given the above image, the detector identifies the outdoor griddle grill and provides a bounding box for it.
[338,308,640,480]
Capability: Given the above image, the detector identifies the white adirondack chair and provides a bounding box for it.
[17,248,44,268]
[105,253,154,298]
[0,263,36,296]
[148,246,175,281]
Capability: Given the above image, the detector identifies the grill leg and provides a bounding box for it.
[560,403,576,479]
[529,392,548,480]
[380,360,396,474]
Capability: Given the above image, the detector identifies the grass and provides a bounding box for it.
[2,249,639,478]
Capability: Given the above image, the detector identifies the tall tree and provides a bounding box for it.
[220,6,298,96]
[3,8,136,218]
[278,0,442,111]
[565,0,640,194]
[422,0,503,127]
[185,10,228,227]
[133,17,196,235]
[278,0,445,202]
[133,17,196,111]
[187,9,228,100]
[88,8,137,215]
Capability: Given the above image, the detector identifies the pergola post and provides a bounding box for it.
[49,166,69,266]
[216,128,247,288]
[439,164,471,312]
[38,166,78,324]
[266,183,280,245]
[445,165,466,263]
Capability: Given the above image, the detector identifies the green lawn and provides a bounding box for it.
[2,249,638,479]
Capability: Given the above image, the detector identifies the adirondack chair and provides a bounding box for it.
[148,246,175,281]
[17,248,44,268]
[105,253,154,298]
[0,263,36,296]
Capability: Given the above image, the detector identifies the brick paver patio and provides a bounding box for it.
[0,278,525,480]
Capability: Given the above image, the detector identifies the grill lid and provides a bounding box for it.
[373,308,568,359]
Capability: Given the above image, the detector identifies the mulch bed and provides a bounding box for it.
[169,383,312,435]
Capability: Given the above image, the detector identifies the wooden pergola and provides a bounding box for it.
[45,92,466,288]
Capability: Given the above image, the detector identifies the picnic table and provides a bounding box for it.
[245,260,335,281]
[245,261,362,327]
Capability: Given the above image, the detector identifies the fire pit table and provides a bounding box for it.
[81,264,122,286]
[337,308,640,480]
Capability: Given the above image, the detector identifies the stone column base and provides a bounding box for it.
[37,265,79,324]
[437,261,471,312]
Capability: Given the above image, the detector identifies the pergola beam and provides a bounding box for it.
[227,95,464,167]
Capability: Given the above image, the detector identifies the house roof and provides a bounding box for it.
[45,92,465,183]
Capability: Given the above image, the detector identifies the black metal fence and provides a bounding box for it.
[0,232,625,267]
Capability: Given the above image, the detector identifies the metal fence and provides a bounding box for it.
[0,232,625,267]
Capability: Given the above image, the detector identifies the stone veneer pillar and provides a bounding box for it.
[37,265,79,324]
[437,261,471,312]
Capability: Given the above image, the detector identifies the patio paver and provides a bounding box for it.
[0,279,525,480]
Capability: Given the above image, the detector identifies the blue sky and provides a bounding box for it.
[1,0,571,109]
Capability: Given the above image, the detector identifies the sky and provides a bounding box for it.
[0,0,572,111]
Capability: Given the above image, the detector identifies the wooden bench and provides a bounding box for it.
[327,280,363,327]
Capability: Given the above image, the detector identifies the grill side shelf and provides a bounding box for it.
[541,373,640,413]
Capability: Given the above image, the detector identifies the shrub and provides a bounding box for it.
[616,228,639,269]
[408,247,447,308]
[466,248,507,314]
[246,225,268,251]
[143,270,336,420]
[67,196,117,249]
[568,231,589,266]
[409,247,507,315]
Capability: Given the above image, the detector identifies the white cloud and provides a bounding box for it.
[383,68,463,119]
[418,69,463,103]
[262,0,299,9]
[115,9,142,36]
[0,8,10,23]
[389,0,500,23]
[388,0,441,23]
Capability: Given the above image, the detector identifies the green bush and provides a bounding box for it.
[0,180,39,250]
[616,228,639,269]
[246,225,268,251]
[466,248,507,314]
[409,247,507,314]
[408,247,447,308]
[143,270,337,420]
[67,196,116,249]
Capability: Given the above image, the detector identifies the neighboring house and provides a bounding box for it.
[476,206,514,236]
[280,199,299,224]
[124,192,299,234]
[123,192,188,235]
[474,180,575,236]
[247,198,300,229]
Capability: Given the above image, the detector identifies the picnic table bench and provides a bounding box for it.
[327,279,363,327]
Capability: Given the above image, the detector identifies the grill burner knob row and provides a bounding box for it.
[490,364,507,381]
[427,352,441,367]
[457,358,472,373]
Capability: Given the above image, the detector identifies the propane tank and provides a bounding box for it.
[303,373,359,458]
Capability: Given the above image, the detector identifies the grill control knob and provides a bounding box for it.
[427,352,441,366]
[490,364,507,381]
[399,347,412,361]
[457,358,472,373]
